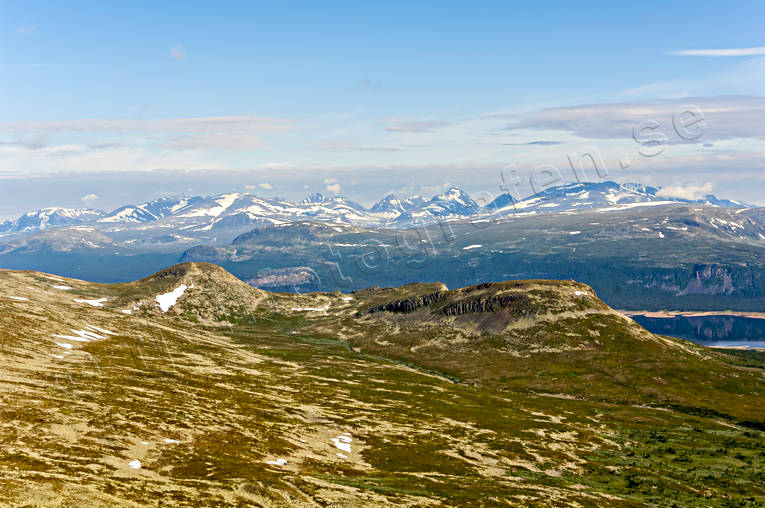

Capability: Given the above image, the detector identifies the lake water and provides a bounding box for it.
[630,314,765,349]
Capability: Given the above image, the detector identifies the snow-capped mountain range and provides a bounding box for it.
[0,181,754,236]
[487,181,750,214]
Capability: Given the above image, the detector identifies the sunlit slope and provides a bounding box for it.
[0,263,763,506]
[302,279,765,423]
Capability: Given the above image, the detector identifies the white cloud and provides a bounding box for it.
[656,182,713,200]
[170,45,187,59]
[317,140,401,152]
[324,178,341,195]
[669,47,765,57]
[163,132,269,150]
[16,26,36,34]
[0,115,290,135]
[385,181,453,198]
[244,182,273,190]
[81,193,99,204]
[0,115,291,155]
[2,97,765,206]
[503,96,765,143]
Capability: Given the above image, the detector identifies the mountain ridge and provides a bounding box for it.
[1,180,754,235]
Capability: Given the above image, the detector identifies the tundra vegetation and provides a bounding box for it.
[0,263,763,506]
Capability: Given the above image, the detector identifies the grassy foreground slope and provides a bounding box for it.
[0,262,763,507]
[306,280,765,423]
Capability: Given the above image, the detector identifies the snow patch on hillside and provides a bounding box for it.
[75,297,108,307]
[331,434,352,454]
[156,284,188,312]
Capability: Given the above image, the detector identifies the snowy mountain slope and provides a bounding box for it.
[486,181,754,216]
[369,194,428,216]
[142,196,204,217]
[99,205,159,223]
[98,196,207,224]
[299,192,365,209]
[0,207,105,234]
[394,187,480,225]
[173,193,376,231]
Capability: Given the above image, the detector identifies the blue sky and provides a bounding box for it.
[1,1,765,217]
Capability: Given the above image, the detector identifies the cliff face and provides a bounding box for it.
[439,293,533,316]
[368,291,446,314]
[627,263,762,299]
[367,283,539,317]
[680,264,736,295]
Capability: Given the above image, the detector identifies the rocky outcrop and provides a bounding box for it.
[367,286,536,318]
[179,245,230,263]
[368,291,445,314]
[680,264,736,296]
[440,293,532,316]
[627,263,761,298]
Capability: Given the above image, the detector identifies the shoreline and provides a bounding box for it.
[620,310,765,320]
[708,345,765,350]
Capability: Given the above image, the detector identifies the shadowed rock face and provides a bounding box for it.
[368,291,446,314]
[681,264,736,295]
[440,293,532,316]
[365,280,595,321]
[368,290,535,317]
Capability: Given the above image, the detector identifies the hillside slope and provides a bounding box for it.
[1,263,764,506]
[302,279,765,423]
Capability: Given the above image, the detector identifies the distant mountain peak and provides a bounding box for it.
[423,187,479,216]
[300,192,331,205]
[621,182,658,195]
[370,194,428,215]
[433,187,473,202]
